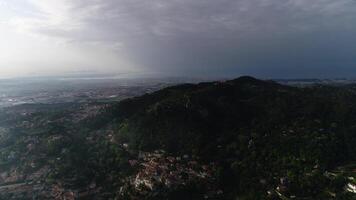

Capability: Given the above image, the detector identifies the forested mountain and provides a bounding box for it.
[0,76,355,199]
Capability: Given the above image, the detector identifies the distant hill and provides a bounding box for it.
[0,76,355,199]
[106,76,356,198]
[112,76,354,155]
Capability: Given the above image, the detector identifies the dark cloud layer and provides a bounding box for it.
[23,0,356,77]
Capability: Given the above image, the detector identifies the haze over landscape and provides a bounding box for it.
[0,1,356,200]
[1,0,356,78]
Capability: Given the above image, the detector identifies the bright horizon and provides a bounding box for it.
[1,0,356,78]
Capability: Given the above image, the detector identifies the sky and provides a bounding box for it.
[0,0,356,78]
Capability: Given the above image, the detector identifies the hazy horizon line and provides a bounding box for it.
[2,71,356,81]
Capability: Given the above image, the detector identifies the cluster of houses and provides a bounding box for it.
[121,150,223,199]
[47,184,76,200]
[70,103,110,123]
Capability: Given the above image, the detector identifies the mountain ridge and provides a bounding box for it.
[0,76,355,199]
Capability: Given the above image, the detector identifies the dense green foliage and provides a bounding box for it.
[0,76,355,199]
[111,76,356,199]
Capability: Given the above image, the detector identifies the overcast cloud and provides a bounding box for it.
[1,0,356,78]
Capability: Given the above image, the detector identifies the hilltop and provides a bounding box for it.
[107,76,356,199]
[0,76,355,199]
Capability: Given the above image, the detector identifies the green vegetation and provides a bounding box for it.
[0,76,355,199]
[113,76,356,199]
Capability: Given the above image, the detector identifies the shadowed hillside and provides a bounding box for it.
[107,76,356,199]
[0,76,355,199]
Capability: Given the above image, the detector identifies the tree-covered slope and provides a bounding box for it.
[110,76,356,199]
[0,76,355,199]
